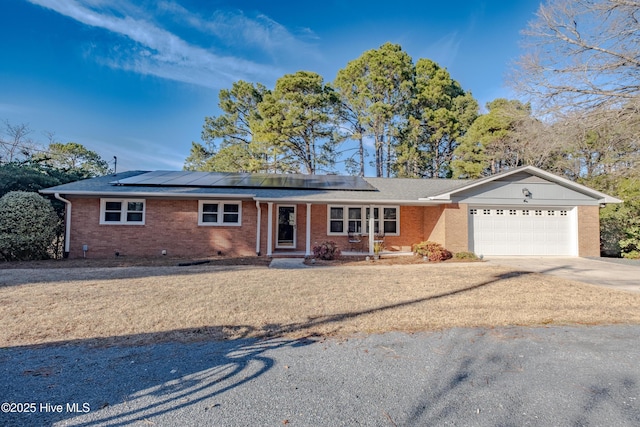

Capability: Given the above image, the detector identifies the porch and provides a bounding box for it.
[257,201,417,258]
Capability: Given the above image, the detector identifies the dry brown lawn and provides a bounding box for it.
[2,261,640,348]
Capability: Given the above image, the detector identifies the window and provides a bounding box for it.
[535,210,542,216]
[100,199,145,225]
[470,209,477,215]
[522,210,529,216]
[496,209,504,215]
[383,207,397,234]
[548,210,555,216]
[327,205,399,236]
[509,209,517,215]
[483,209,491,215]
[330,207,344,233]
[199,201,242,226]
[348,207,362,233]
[560,210,568,216]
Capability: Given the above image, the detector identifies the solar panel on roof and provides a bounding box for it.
[182,172,227,186]
[159,172,206,186]
[260,176,289,187]
[114,170,175,185]
[111,171,376,191]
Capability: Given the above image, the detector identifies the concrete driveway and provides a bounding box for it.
[486,257,640,293]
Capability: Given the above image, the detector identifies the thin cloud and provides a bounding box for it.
[156,1,321,60]
[425,32,462,68]
[27,0,292,88]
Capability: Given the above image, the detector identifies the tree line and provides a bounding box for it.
[187,0,639,258]
[185,43,478,178]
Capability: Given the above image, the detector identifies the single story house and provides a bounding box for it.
[40,165,621,259]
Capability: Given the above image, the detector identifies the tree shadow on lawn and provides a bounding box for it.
[0,263,269,287]
[1,268,561,426]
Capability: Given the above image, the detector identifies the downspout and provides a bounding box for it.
[54,193,71,258]
[255,201,261,256]
[305,203,311,257]
[368,205,375,255]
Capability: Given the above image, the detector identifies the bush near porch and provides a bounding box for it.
[412,241,453,262]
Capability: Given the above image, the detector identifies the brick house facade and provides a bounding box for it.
[41,166,620,259]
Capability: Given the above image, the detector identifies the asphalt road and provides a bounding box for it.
[1,326,639,426]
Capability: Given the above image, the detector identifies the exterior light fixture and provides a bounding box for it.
[522,188,532,198]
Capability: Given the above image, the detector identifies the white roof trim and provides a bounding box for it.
[39,190,257,199]
[421,165,622,204]
[40,190,450,205]
[252,196,449,205]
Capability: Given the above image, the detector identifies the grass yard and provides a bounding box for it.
[2,262,640,348]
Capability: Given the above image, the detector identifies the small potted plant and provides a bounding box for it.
[373,241,383,259]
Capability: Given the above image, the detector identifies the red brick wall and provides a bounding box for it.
[308,204,428,253]
[444,203,469,253]
[67,198,449,258]
[577,205,601,256]
[426,206,446,244]
[68,198,258,258]
[425,204,469,252]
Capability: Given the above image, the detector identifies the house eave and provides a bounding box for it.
[39,190,257,199]
[252,197,449,205]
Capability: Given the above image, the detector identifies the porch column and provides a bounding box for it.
[255,201,261,256]
[305,203,312,257]
[266,202,273,257]
[368,204,375,255]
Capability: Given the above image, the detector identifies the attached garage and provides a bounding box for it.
[423,166,622,257]
[468,206,577,256]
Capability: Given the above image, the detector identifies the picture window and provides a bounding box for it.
[328,205,399,236]
[199,201,242,226]
[100,199,145,225]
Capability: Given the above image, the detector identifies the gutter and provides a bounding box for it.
[252,197,449,205]
[39,190,257,199]
[54,193,72,257]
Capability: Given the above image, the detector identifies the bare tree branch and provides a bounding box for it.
[512,0,640,112]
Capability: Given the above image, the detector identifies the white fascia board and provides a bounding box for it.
[252,196,449,205]
[419,194,452,201]
[426,165,623,204]
[39,190,257,199]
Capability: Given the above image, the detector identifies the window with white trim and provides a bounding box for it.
[327,205,399,236]
[198,201,242,226]
[100,199,145,225]
[329,207,344,233]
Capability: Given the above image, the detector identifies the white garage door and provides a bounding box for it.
[469,207,576,256]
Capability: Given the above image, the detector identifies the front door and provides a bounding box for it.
[277,205,296,248]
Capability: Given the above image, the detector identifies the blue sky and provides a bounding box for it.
[1,0,541,173]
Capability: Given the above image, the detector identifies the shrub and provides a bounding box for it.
[0,191,59,261]
[622,250,640,260]
[313,241,342,260]
[454,251,479,260]
[412,240,453,262]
